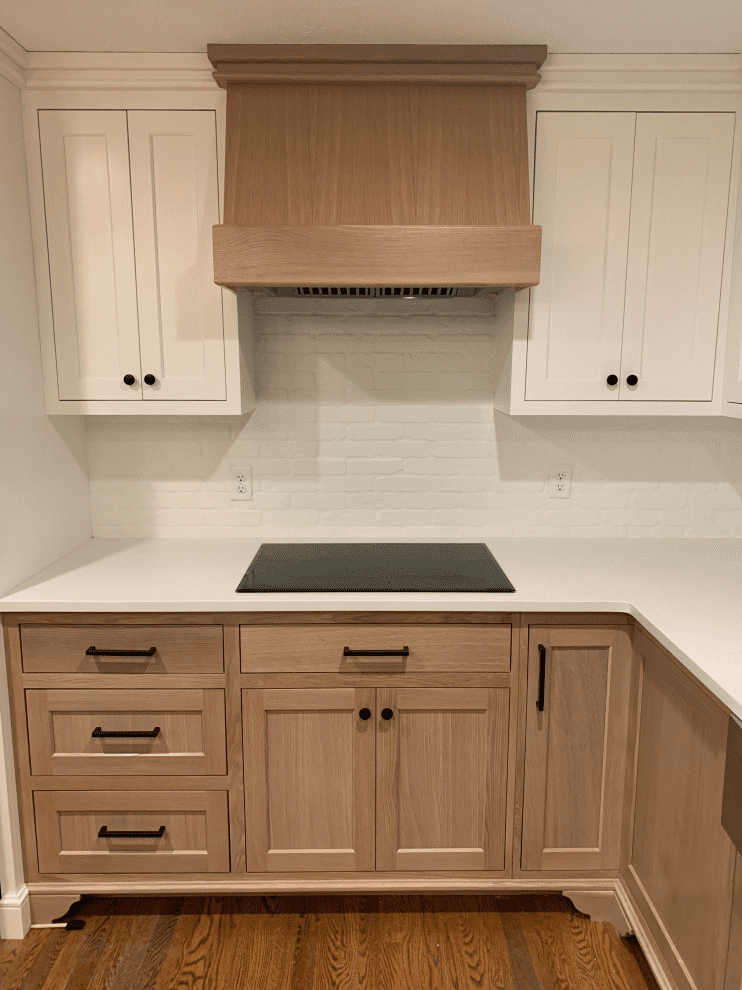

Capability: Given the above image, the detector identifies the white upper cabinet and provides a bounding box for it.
[526,112,635,401]
[621,113,734,401]
[39,111,141,401]
[523,111,735,410]
[33,107,249,414]
[128,111,226,402]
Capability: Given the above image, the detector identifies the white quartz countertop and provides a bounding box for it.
[2,537,741,719]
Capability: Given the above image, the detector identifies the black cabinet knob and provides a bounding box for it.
[381,708,394,721]
[143,374,156,386]
[123,374,135,386]
[358,708,371,720]
[626,374,638,387]
[606,374,618,387]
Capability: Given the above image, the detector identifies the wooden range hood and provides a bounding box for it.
[207,44,547,291]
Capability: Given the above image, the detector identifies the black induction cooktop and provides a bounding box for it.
[236,543,515,593]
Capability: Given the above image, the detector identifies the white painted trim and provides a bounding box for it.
[8,51,742,97]
[0,888,31,940]
[0,27,27,90]
[24,51,215,91]
[540,53,742,95]
[0,633,30,939]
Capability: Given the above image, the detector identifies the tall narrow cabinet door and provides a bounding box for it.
[243,689,375,872]
[127,111,226,401]
[38,111,141,401]
[376,688,509,871]
[521,626,632,871]
[525,112,635,401]
[620,113,734,401]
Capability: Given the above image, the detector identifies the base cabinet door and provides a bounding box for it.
[629,645,737,990]
[243,688,375,872]
[376,688,509,871]
[521,626,632,871]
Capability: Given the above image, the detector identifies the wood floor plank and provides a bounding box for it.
[0,893,661,990]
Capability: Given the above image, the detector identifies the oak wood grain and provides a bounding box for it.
[26,688,227,777]
[240,622,511,673]
[20,624,224,674]
[213,224,541,288]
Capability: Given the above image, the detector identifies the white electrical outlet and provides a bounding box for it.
[548,464,572,499]
[229,466,252,501]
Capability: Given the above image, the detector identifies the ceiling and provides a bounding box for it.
[0,0,740,54]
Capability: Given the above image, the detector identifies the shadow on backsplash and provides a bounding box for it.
[84,302,742,539]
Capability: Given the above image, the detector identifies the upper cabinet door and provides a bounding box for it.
[620,113,735,401]
[127,111,226,401]
[38,111,141,401]
[526,112,636,401]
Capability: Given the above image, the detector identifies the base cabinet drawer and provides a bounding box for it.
[26,689,227,776]
[34,791,230,874]
[241,623,511,673]
[20,625,224,673]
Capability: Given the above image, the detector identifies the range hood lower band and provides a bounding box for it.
[213,224,542,289]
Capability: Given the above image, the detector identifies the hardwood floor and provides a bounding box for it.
[0,893,659,989]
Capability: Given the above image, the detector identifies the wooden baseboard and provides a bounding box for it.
[615,877,686,990]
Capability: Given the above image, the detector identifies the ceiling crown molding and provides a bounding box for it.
[0,27,28,89]
[540,53,742,93]
[23,51,215,91]
[5,49,742,95]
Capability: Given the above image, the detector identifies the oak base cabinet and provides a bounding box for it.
[628,640,737,990]
[243,687,510,873]
[521,625,632,871]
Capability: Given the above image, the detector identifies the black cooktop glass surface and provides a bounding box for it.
[236,543,515,593]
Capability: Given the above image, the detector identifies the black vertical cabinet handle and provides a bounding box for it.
[537,644,547,712]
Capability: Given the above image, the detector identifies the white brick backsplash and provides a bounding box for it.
[85,304,742,538]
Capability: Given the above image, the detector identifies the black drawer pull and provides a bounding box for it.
[537,644,547,712]
[98,825,165,839]
[343,647,410,657]
[92,727,160,739]
[86,646,156,658]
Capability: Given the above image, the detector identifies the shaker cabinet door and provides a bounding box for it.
[621,112,735,401]
[526,112,635,401]
[375,688,509,871]
[38,110,141,401]
[521,626,632,871]
[128,110,226,401]
[243,688,375,872]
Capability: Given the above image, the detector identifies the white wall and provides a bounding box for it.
[0,71,91,937]
[87,296,742,539]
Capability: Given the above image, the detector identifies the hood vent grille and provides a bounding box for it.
[269,286,481,299]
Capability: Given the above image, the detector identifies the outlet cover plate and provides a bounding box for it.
[229,466,252,501]
[548,464,572,499]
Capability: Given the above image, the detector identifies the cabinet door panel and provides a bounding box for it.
[376,688,509,871]
[521,626,632,871]
[631,648,736,990]
[128,111,226,401]
[38,110,141,401]
[621,113,734,401]
[526,112,635,401]
[243,688,374,872]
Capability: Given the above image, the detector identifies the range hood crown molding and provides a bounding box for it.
[208,43,546,292]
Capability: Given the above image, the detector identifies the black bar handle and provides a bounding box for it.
[98,825,165,839]
[92,727,160,739]
[86,646,156,657]
[537,644,547,712]
[343,647,410,657]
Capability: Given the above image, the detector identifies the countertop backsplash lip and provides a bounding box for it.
[2,535,741,721]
